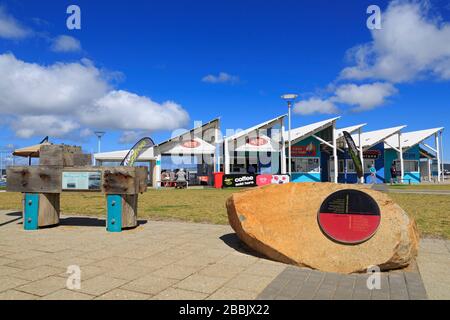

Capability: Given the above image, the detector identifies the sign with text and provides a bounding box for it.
[363,150,381,159]
[223,174,257,188]
[62,171,102,191]
[223,174,291,188]
[318,189,381,244]
[291,143,316,157]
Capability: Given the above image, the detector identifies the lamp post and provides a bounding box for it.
[281,94,298,176]
[94,131,106,154]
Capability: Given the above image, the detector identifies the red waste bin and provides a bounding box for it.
[213,172,224,189]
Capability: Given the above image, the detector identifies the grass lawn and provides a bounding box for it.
[0,188,448,239]
[388,184,450,191]
[388,193,450,239]
[0,189,241,225]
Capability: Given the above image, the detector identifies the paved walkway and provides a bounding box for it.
[257,264,427,300]
[387,189,450,195]
[417,238,450,300]
[0,210,447,300]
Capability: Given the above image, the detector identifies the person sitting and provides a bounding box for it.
[161,170,171,187]
[175,168,187,189]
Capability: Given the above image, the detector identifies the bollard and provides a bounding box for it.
[106,194,122,232]
[23,193,39,230]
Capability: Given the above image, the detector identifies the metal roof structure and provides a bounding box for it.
[384,127,444,151]
[225,114,286,142]
[94,118,220,161]
[284,117,341,144]
[94,147,156,161]
[336,123,367,140]
[155,118,220,149]
[351,125,406,150]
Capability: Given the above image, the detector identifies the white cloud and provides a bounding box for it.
[81,90,190,131]
[11,115,79,138]
[0,54,190,139]
[332,82,398,111]
[0,53,109,115]
[119,131,143,144]
[293,98,339,115]
[0,6,30,39]
[51,35,82,52]
[341,0,450,83]
[202,72,239,84]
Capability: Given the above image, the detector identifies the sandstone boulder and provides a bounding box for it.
[226,183,419,274]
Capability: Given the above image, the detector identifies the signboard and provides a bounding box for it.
[181,139,201,149]
[363,150,381,159]
[317,189,381,244]
[62,171,102,191]
[223,174,257,188]
[247,137,268,147]
[291,143,316,157]
[271,175,290,184]
[121,137,155,167]
[224,174,290,188]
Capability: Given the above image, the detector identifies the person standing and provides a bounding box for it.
[390,163,397,184]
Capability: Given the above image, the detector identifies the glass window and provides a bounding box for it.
[338,160,345,173]
[346,160,356,173]
[363,159,375,173]
[292,158,320,173]
[395,160,419,172]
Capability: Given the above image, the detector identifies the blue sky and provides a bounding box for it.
[0,0,449,161]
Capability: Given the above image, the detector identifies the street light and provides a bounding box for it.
[94,131,106,154]
[281,94,298,176]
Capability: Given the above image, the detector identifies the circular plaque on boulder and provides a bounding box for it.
[318,189,381,244]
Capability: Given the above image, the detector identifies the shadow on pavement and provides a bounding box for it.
[6,211,22,217]
[60,216,148,228]
[220,233,266,259]
[0,211,23,227]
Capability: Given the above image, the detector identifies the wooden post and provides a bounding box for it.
[38,193,60,227]
[23,192,60,230]
[121,194,138,229]
[106,194,138,232]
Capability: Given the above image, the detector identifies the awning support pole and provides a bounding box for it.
[422,143,437,154]
[436,133,441,182]
[428,158,432,182]
[280,118,287,175]
[358,128,364,184]
[440,131,445,181]
[312,134,344,153]
[224,138,230,175]
[332,123,338,183]
[399,132,404,183]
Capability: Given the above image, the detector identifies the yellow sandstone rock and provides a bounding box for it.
[226,183,419,274]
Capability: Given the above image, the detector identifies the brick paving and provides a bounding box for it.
[257,265,428,300]
[0,210,446,300]
[0,210,285,300]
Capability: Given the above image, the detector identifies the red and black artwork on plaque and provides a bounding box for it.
[317,189,381,244]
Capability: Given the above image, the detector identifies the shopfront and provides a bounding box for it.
[290,136,322,182]
[94,118,220,187]
[286,117,340,183]
[224,115,286,175]
[337,143,386,184]
[384,128,444,184]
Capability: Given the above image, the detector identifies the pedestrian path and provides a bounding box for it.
[0,210,447,300]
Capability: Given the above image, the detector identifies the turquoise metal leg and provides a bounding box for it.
[24,193,39,230]
[106,195,122,232]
